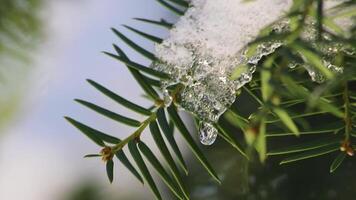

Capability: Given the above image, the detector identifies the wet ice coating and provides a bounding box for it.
[152,0,351,145]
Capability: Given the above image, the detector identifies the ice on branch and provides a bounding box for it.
[153,0,291,118]
[152,0,353,145]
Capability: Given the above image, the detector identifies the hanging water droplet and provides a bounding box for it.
[288,62,298,69]
[163,89,173,107]
[199,122,218,146]
[308,70,325,83]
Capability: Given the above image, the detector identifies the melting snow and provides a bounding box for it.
[152,0,352,145]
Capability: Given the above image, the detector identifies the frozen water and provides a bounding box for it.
[199,122,218,145]
[162,89,173,107]
[153,0,293,123]
[151,0,353,145]
[287,20,351,83]
[178,74,237,122]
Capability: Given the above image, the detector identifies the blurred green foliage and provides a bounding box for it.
[0,0,41,56]
[65,182,104,200]
[0,0,42,130]
[185,135,356,200]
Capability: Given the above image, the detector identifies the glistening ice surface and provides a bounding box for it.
[153,0,292,123]
[152,0,353,145]
[151,0,293,146]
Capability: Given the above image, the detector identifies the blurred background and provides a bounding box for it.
[0,1,355,200]
[0,0,177,199]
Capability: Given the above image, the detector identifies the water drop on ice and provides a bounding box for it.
[163,89,173,107]
[199,122,218,146]
[288,62,298,69]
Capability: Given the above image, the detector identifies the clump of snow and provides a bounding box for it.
[152,0,352,124]
[158,0,292,59]
[153,0,292,123]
